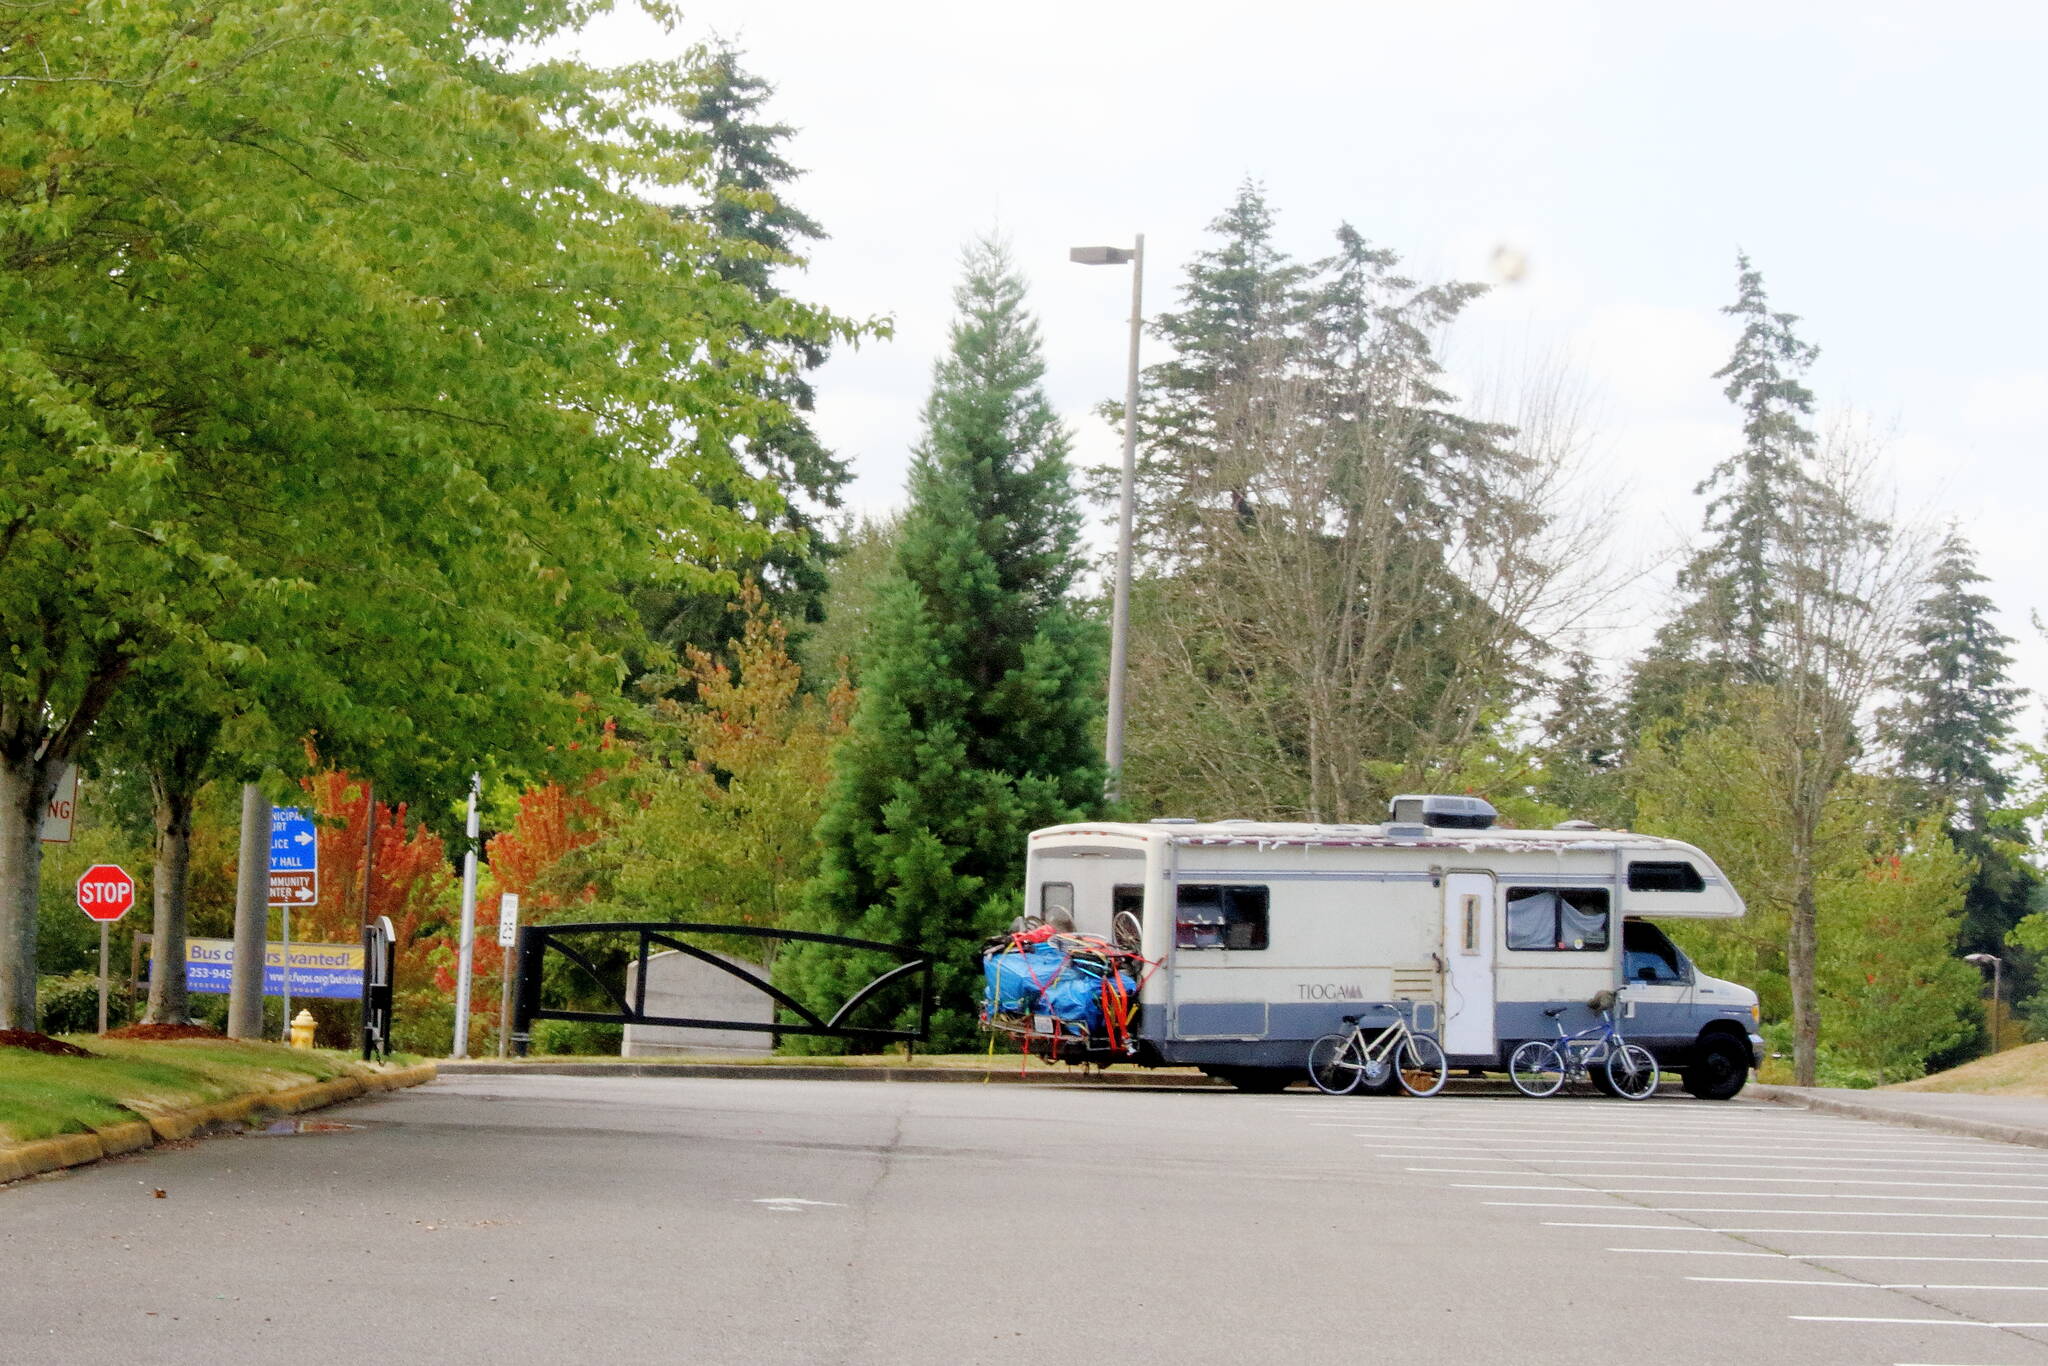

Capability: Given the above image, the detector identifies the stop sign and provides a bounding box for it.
[76,864,136,923]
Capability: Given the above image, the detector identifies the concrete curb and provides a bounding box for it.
[1748,1082,2048,1151]
[0,1061,437,1184]
[436,1059,1226,1087]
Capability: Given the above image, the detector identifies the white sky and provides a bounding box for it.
[567,1,2048,716]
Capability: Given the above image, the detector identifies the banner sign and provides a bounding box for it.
[179,937,364,999]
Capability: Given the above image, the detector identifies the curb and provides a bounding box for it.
[435,1060,1227,1087]
[0,1061,437,1185]
[1748,1082,2048,1151]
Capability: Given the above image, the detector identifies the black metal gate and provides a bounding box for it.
[509,922,933,1055]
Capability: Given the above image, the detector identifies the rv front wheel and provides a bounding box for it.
[1682,1035,1750,1101]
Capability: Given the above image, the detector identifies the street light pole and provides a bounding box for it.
[1070,236,1144,805]
[1966,952,2003,1052]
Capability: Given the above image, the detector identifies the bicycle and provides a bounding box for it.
[1306,1007,1448,1097]
[1507,991,1659,1100]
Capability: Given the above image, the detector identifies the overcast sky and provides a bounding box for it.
[568,2,2047,712]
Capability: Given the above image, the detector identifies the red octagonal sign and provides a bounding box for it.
[76,864,135,923]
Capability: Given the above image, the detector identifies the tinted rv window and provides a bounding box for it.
[1504,888,1610,952]
[1175,884,1269,951]
[1627,861,1706,893]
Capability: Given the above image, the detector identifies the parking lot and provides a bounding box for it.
[8,1075,2048,1365]
[1286,1090,2048,1363]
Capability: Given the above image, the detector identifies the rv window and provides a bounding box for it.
[1175,884,1269,951]
[1041,882,1075,920]
[1623,920,1687,983]
[1504,888,1610,952]
[1627,861,1706,893]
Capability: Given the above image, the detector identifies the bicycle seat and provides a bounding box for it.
[1542,1006,1567,1018]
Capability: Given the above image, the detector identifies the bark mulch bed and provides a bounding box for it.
[102,1022,228,1042]
[0,1029,97,1058]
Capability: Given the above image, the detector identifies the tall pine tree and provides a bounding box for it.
[1630,253,1864,726]
[1881,530,2033,962]
[634,43,850,684]
[785,241,1104,1046]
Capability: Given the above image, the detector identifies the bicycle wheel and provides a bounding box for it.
[1605,1043,1660,1100]
[1307,1033,1363,1095]
[1508,1040,1566,1097]
[1394,1033,1449,1097]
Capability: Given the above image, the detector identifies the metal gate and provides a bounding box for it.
[509,922,933,1054]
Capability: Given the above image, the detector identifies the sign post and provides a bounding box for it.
[269,807,318,1039]
[496,893,519,1059]
[76,864,135,1033]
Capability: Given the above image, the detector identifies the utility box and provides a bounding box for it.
[622,950,774,1057]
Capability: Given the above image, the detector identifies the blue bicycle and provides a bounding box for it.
[1508,991,1659,1099]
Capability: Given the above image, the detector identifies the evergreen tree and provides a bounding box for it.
[635,43,849,681]
[785,241,1105,1046]
[1629,253,1862,727]
[1537,652,1629,825]
[1880,530,2034,960]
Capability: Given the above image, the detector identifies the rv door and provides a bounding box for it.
[1441,872,1496,1060]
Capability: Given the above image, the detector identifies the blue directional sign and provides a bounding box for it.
[269,806,319,907]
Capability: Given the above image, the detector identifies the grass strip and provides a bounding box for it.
[0,1038,411,1144]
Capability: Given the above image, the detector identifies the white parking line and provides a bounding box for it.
[1418,1171,2048,1190]
[1794,1317,2048,1327]
[1615,1249,2048,1265]
[1488,1203,2048,1222]
[1547,1223,2048,1240]
[1409,1163,2048,1179]
[1355,1143,2045,1163]
[1694,1278,2048,1292]
[1457,1185,2048,1205]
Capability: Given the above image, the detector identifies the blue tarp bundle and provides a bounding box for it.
[982,942,1136,1036]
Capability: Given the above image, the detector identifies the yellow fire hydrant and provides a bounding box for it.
[289,1009,317,1049]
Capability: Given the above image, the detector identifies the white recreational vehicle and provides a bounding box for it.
[1021,794,1765,1099]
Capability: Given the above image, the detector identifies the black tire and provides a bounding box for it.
[1307,1035,1363,1095]
[1212,1066,1292,1094]
[1682,1034,1751,1100]
[1395,1034,1449,1097]
[1508,1040,1565,1097]
[1606,1043,1660,1100]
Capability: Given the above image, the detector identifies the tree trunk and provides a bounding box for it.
[228,782,268,1039]
[0,754,60,1030]
[144,781,198,1024]
[1788,875,1820,1086]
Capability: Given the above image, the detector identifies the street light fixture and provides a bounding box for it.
[1070,235,1143,805]
[1965,952,2004,1053]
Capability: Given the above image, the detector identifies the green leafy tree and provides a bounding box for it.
[0,0,861,1027]
[785,241,1105,1047]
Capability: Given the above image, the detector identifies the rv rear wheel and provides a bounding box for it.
[1209,1066,1293,1094]
[1682,1035,1750,1101]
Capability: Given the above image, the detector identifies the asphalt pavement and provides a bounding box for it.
[10,1074,2048,1365]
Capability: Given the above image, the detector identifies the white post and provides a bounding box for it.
[97,921,109,1033]
[452,772,481,1058]
[1103,233,1144,804]
[496,892,519,1059]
